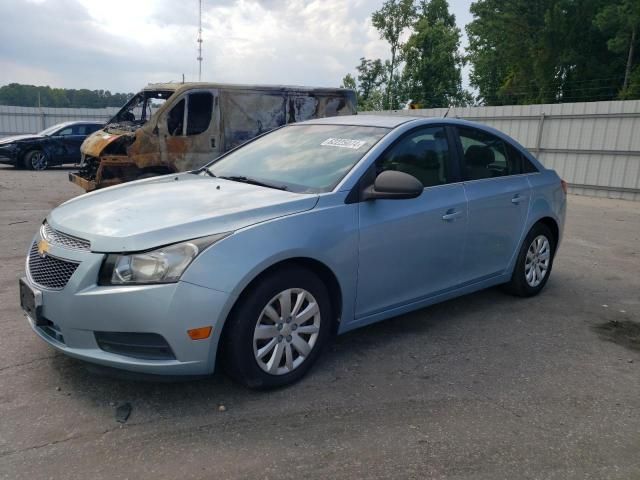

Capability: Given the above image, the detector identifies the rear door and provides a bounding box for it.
[454,126,531,283]
[355,125,468,318]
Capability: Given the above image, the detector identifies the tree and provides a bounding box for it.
[0,83,134,108]
[595,0,640,94]
[466,0,637,105]
[402,0,468,107]
[371,0,416,109]
[356,57,387,110]
[340,74,357,90]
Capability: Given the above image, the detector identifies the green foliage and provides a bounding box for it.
[345,0,471,110]
[340,74,357,90]
[466,0,639,105]
[372,0,416,109]
[355,58,387,110]
[595,0,640,93]
[402,0,467,107]
[0,83,134,108]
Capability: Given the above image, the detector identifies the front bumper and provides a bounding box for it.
[0,144,18,165]
[21,235,233,376]
[68,172,97,191]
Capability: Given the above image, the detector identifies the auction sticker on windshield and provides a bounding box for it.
[321,138,367,149]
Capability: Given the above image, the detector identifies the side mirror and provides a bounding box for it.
[362,170,423,201]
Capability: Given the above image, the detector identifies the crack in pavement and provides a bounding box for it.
[0,356,56,374]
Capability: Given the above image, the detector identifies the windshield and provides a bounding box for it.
[38,124,65,136]
[207,124,389,193]
[107,90,174,132]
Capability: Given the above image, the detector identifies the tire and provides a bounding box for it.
[24,150,48,171]
[504,223,556,297]
[222,265,333,389]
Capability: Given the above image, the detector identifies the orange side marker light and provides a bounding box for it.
[188,326,212,340]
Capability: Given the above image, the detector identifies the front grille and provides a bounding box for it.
[27,242,80,290]
[95,332,176,360]
[41,222,91,252]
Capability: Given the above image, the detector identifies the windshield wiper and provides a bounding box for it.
[199,168,216,178]
[217,175,288,191]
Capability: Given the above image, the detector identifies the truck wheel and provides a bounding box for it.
[24,150,48,171]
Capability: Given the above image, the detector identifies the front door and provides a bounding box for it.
[160,89,220,171]
[355,126,467,319]
[454,126,530,283]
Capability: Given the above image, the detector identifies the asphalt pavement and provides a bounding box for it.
[0,165,638,479]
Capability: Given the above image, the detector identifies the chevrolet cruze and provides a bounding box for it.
[20,115,566,388]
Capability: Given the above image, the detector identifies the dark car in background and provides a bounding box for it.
[0,121,103,170]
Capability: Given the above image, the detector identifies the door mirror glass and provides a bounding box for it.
[363,170,423,200]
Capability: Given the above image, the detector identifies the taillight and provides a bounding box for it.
[560,179,568,195]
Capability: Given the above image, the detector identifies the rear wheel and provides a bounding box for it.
[222,265,332,389]
[24,150,48,171]
[504,223,556,297]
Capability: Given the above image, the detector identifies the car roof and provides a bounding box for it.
[51,121,103,128]
[298,114,423,128]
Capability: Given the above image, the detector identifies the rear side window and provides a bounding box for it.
[507,143,539,173]
[186,92,213,136]
[377,126,452,188]
[458,127,526,180]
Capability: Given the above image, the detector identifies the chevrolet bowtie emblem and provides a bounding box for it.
[37,239,49,257]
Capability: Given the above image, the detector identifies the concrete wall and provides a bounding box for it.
[363,100,640,201]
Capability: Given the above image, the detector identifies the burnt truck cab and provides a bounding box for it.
[70,82,357,191]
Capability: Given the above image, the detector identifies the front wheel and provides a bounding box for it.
[24,150,48,170]
[222,265,333,389]
[504,223,556,297]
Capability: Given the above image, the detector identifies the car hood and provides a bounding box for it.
[0,134,43,144]
[80,130,127,157]
[47,173,319,252]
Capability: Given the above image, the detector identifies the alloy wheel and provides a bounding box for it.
[30,151,47,170]
[524,235,551,287]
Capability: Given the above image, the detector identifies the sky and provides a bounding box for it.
[0,0,474,94]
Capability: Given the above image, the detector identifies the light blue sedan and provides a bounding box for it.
[20,115,566,388]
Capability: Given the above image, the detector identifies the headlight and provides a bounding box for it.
[99,233,229,285]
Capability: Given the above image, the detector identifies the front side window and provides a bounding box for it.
[208,124,389,193]
[377,126,452,188]
[57,127,73,136]
[167,99,185,136]
[167,93,213,137]
[186,92,213,135]
[458,127,525,180]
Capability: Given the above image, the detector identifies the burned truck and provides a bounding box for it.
[70,82,357,191]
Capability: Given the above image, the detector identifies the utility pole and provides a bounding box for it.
[197,0,203,81]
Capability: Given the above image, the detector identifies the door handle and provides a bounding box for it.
[511,194,527,204]
[442,209,462,222]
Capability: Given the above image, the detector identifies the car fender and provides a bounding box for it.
[180,193,360,354]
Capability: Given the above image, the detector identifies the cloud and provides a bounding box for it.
[0,0,472,93]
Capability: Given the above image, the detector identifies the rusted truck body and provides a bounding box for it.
[70,82,357,191]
